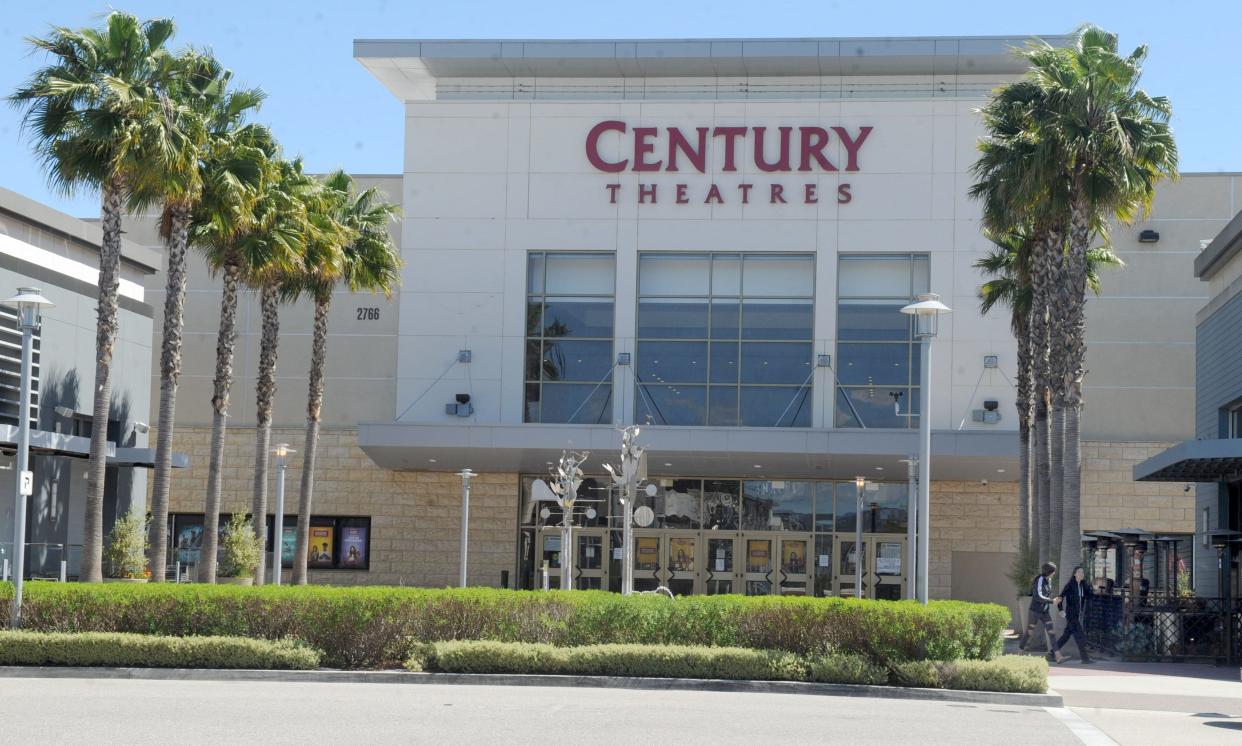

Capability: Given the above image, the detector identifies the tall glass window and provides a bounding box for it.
[836,254,929,428]
[636,253,814,427]
[525,252,615,423]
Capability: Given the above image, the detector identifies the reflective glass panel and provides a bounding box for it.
[539,340,613,382]
[636,341,708,384]
[542,298,613,338]
[637,299,709,339]
[835,387,911,429]
[546,253,614,294]
[743,480,813,531]
[707,386,739,426]
[741,299,814,340]
[838,300,910,341]
[539,383,612,424]
[710,300,741,339]
[709,342,739,384]
[711,254,742,295]
[636,384,706,426]
[859,482,909,533]
[814,482,835,532]
[743,255,814,296]
[740,342,813,385]
[702,480,739,530]
[639,254,710,295]
[836,343,914,386]
[839,256,911,298]
[741,386,811,427]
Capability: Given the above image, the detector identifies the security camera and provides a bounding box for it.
[980,479,989,487]
[134,422,150,434]
[1184,483,1192,493]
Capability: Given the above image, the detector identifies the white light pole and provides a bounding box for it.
[457,468,474,588]
[904,456,918,600]
[270,443,294,586]
[604,426,650,595]
[854,475,865,598]
[901,292,952,604]
[4,288,52,629]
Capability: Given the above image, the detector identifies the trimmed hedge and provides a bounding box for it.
[408,641,1046,694]
[0,583,1010,670]
[0,631,320,669]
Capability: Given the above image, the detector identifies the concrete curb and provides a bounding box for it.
[0,666,1062,707]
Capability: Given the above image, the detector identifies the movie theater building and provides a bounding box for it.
[150,36,1235,605]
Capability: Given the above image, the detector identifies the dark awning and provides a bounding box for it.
[1133,439,1242,482]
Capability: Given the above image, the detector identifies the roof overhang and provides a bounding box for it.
[1133,439,1242,482]
[0,425,188,468]
[354,35,1070,101]
[357,422,1017,480]
[1194,209,1242,280]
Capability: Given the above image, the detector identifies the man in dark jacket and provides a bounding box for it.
[1018,562,1058,656]
[1053,565,1096,664]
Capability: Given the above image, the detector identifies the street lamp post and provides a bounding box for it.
[901,292,952,604]
[457,469,474,587]
[270,443,294,586]
[4,288,52,629]
[904,456,918,600]
[854,475,865,598]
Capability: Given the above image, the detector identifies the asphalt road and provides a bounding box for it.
[0,678,1083,745]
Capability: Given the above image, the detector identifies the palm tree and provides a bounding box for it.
[247,160,317,583]
[289,171,398,584]
[191,138,299,583]
[10,11,192,582]
[977,232,1123,560]
[146,52,266,582]
[1022,27,1178,577]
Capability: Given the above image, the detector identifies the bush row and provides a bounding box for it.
[0,583,1010,670]
[408,641,1048,694]
[0,631,321,670]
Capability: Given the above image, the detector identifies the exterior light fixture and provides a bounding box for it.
[3,287,52,628]
[900,291,951,604]
[269,443,295,585]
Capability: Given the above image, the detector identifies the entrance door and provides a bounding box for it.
[742,536,776,595]
[776,535,812,595]
[833,535,908,599]
[536,529,564,589]
[704,534,737,595]
[632,532,663,592]
[740,534,813,595]
[665,532,699,596]
[574,530,608,590]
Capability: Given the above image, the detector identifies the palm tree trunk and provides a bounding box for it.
[1049,401,1065,577]
[292,291,330,585]
[80,176,126,584]
[1034,397,1050,562]
[251,282,280,584]
[1015,313,1032,555]
[1060,195,1091,579]
[147,204,192,582]
[200,259,241,583]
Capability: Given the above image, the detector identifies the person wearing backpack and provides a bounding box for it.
[1018,562,1058,656]
[1052,565,1096,664]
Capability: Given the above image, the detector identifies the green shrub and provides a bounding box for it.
[104,510,149,579]
[889,659,940,688]
[0,631,320,669]
[937,656,1048,694]
[807,653,886,685]
[415,641,807,681]
[218,514,264,579]
[0,583,1010,670]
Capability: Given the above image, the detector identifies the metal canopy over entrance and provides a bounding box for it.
[1133,439,1242,482]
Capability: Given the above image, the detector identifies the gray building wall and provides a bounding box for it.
[0,189,155,577]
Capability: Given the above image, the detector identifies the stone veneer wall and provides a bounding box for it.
[159,430,1192,595]
[160,426,519,587]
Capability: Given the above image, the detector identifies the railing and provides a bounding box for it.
[0,541,81,581]
[1084,589,1242,662]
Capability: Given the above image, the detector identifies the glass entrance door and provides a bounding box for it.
[776,535,811,595]
[575,531,608,590]
[832,535,908,599]
[665,532,699,596]
[742,537,775,595]
[632,532,663,592]
[704,534,737,594]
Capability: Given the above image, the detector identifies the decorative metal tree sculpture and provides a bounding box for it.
[602,426,655,595]
[549,449,588,590]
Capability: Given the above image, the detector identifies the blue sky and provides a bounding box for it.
[2,0,1238,217]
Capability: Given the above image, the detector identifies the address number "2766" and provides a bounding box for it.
[356,307,381,321]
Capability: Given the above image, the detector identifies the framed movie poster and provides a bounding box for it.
[172,515,202,565]
[340,525,369,569]
[307,524,335,568]
[281,525,297,568]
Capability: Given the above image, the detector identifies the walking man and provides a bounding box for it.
[1018,562,1058,656]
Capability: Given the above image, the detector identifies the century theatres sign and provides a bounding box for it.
[585,120,873,205]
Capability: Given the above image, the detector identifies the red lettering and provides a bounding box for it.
[837,183,852,204]
[604,184,621,203]
[639,184,658,203]
[713,127,747,171]
[770,184,786,203]
[754,127,792,172]
[804,183,818,204]
[704,184,724,204]
[633,127,662,171]
[832,126,873,172]
[675,184,689,204]
[798,127,837,172]
[585,120,628,172]
[738,183,753,204]
[667,127,708,173]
